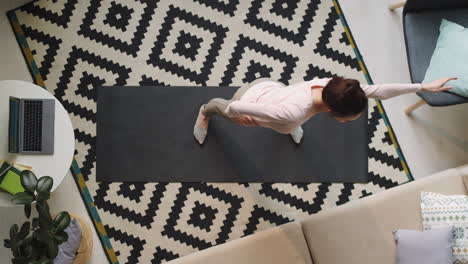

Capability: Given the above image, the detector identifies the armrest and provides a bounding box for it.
[166,222,313,264]
[404,0,468,13]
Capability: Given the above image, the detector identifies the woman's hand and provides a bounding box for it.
[231,115,258,127]
[421,77,458,93]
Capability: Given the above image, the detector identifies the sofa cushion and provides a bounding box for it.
[421,192,468,263]
[404,8,468,106]
[393,227,453,264]
[167,221,313,264]
[422,19,468,98]
[404,8,468,84]
[301,166,468,264]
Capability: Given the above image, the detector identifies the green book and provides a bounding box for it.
[0,162,25,195]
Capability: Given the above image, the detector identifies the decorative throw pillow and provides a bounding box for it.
[423,19,468,98]
[54,218,82,264]
[393,227,453,264]
[421,192,468,263]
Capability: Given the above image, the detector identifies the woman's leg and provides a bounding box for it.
[203,77,275,118]
[194,98,232,144]
[232,77,277,100]
[203,98,233,119]
[194,78,279,144]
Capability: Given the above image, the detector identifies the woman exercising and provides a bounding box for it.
[194,76,456,144]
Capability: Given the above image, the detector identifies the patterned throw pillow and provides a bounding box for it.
[421,192,468,264]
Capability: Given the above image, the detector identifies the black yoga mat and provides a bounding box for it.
[96,86,368,183]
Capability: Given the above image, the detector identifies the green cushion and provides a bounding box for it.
[423,19,468,98]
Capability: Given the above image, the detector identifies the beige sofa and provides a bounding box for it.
[168,165,468,264]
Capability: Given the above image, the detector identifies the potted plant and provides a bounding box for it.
[3,170,71,264]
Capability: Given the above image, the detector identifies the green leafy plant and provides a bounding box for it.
[3,170,71,264]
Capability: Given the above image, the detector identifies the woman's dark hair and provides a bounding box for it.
[322,77,368,117]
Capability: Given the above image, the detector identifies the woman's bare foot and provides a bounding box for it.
[194,106,210,144]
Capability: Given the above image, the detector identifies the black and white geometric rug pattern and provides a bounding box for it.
[11,0,411,263]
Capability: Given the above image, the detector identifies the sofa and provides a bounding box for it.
[167,164,468,264]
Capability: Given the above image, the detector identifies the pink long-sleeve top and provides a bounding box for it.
[224,78,422,134]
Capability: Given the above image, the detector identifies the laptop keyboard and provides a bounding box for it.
[23,100,42,152]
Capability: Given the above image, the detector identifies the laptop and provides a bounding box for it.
[8,97,55,154]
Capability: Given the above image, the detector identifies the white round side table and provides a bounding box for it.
[0,80,75,207]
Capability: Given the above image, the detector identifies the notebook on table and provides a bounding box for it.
[0,161,25,195]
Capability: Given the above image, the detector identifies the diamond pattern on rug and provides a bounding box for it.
[21,0,78,28]
[21,26,62,81]
[147,5,228,85]
[94,182,166,228]
[314,5,360,70]
[162,184,243,250]
[78,0,158,56]
[220,35,298,85]
[243,206,291,236]
[172,31,203,61]
[194,0,239,17]
[187,201,219,232]
[103,2,134,31]
[11,0,411,263]
[244,0,319,46]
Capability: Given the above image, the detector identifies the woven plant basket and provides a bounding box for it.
[70,214,93,264]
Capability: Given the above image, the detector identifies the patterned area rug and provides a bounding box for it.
[8,0,412,263]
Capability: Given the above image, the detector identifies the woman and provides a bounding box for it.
[194,76,456,144]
